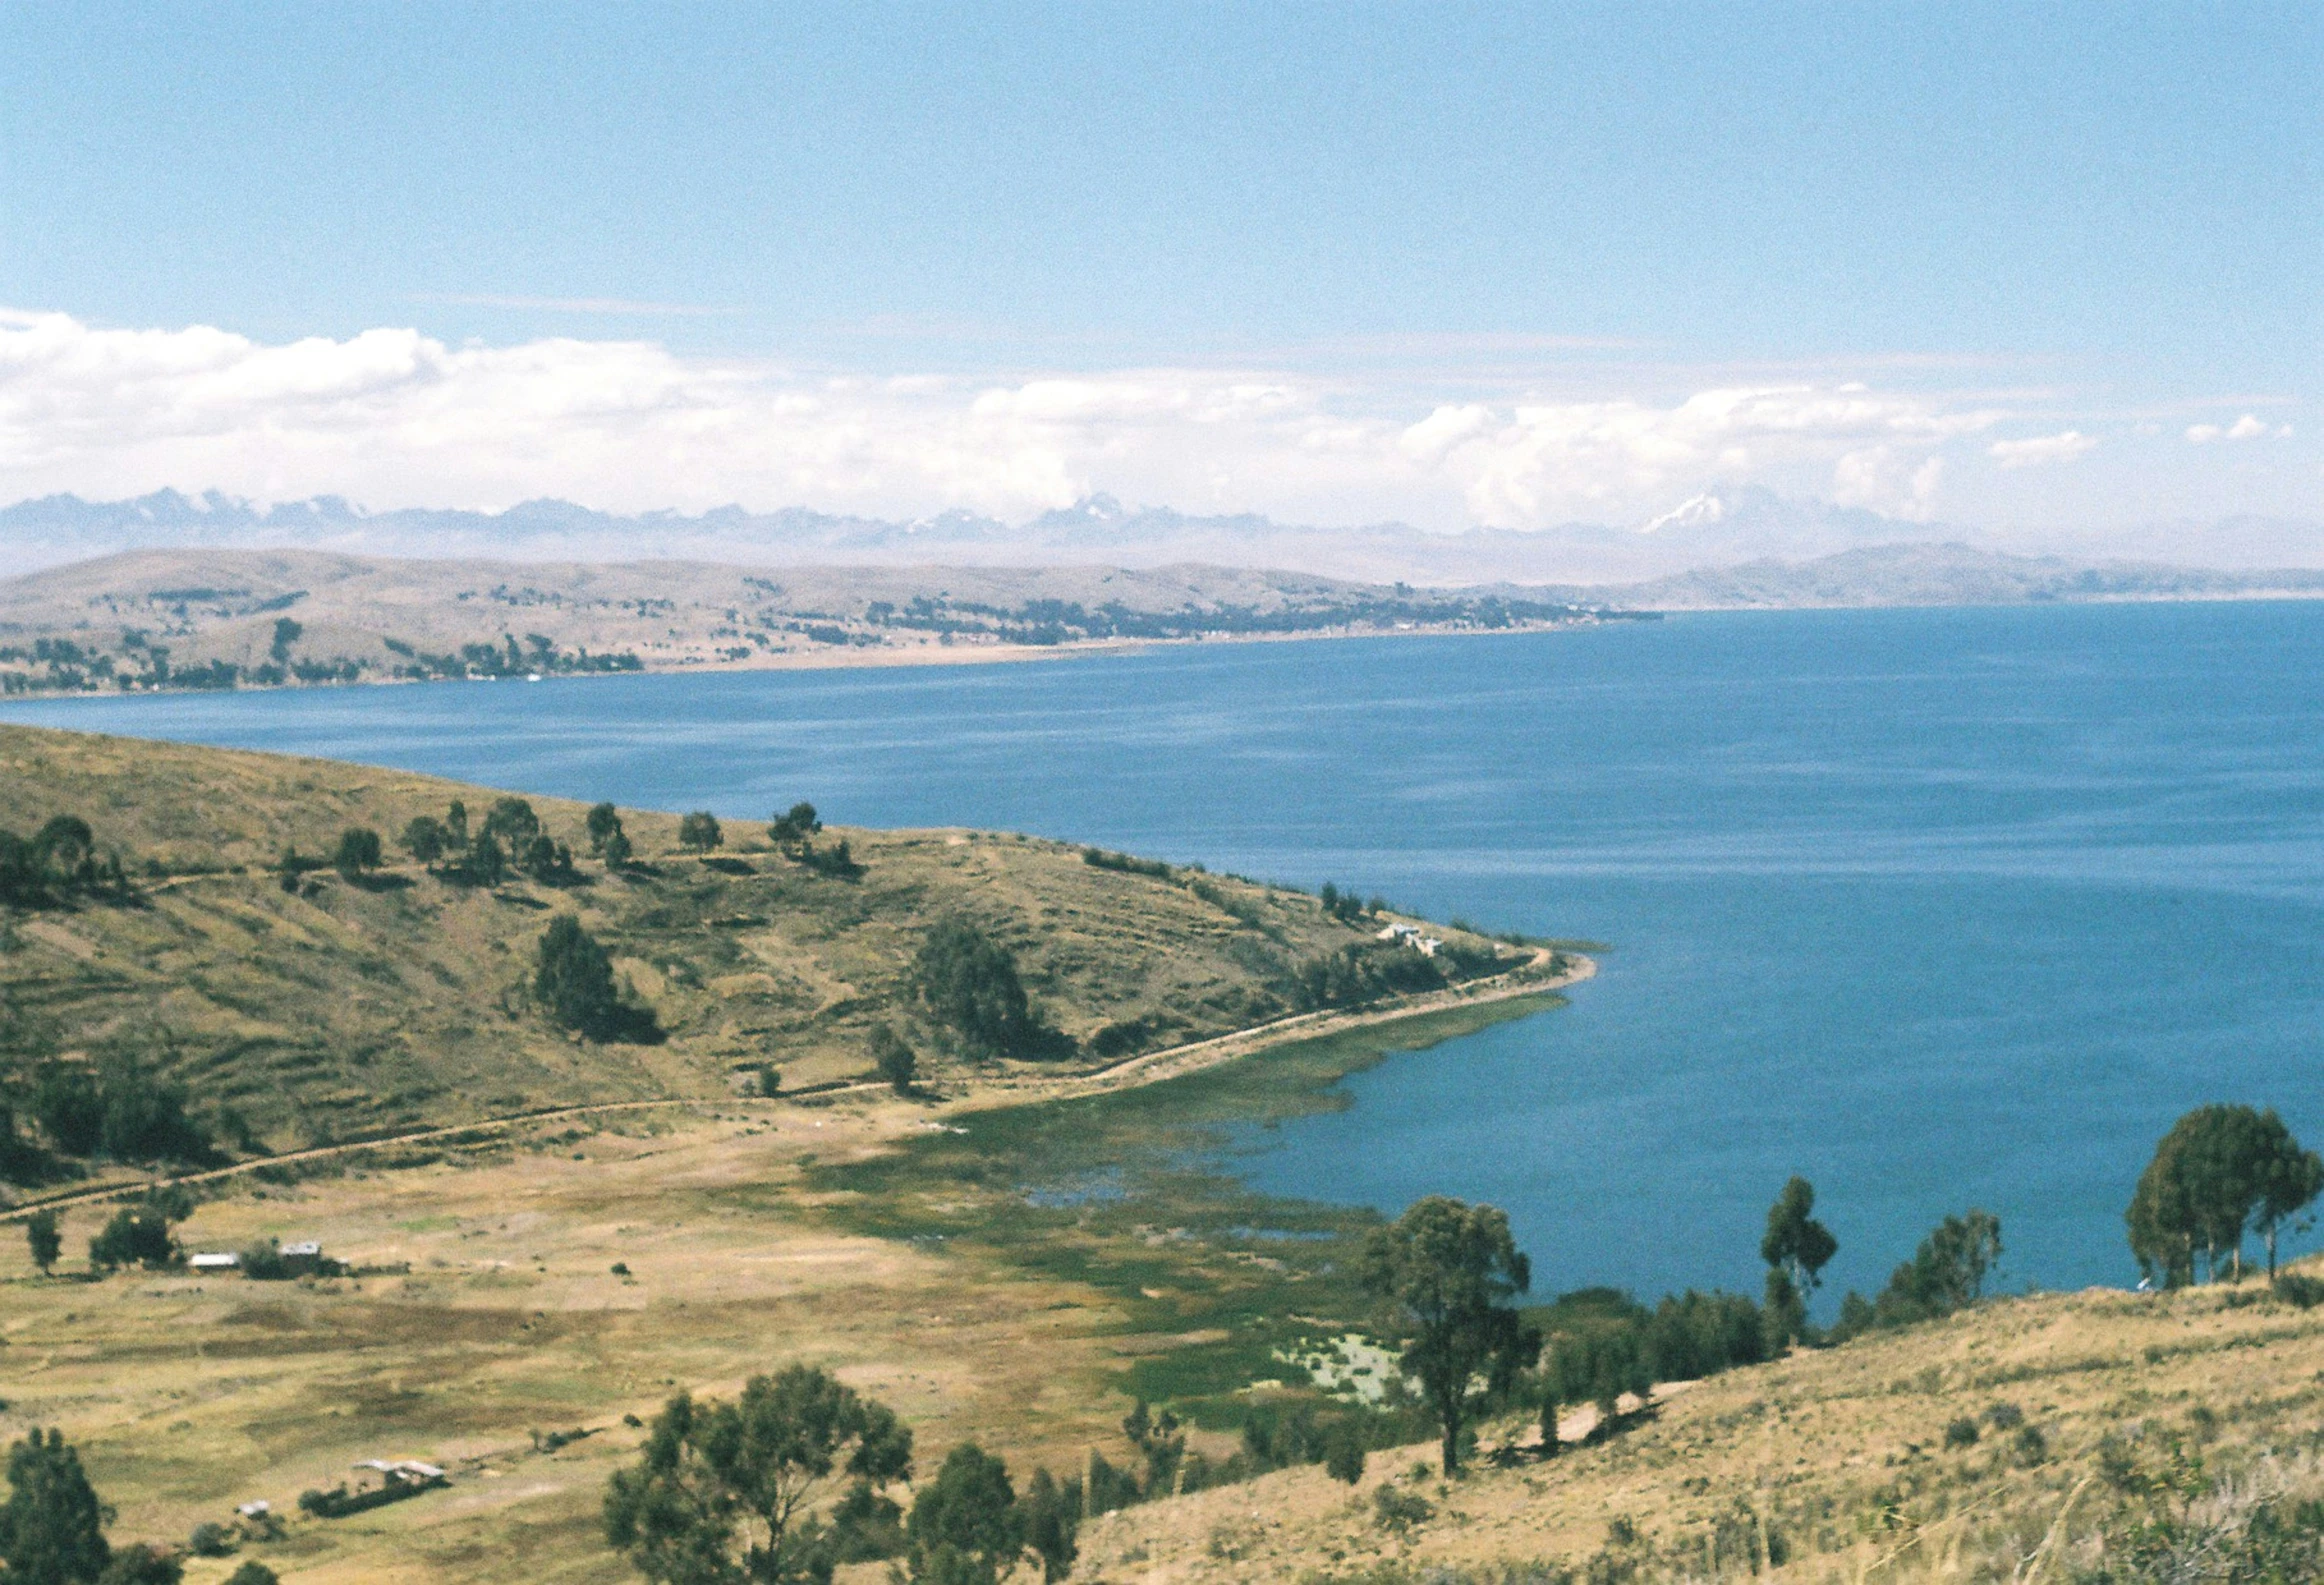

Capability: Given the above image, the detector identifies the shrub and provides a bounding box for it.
[188,1520,235,1556]
[224,1564,279,1585]
[2274,1272,2324,1308]
[1943,1416,1980,1449]
[870,1024,917,1093]
[678,811,722,853]
[25,1211,60,1275]
[97,1541,181,1583]
[1373,1483,1433,1533]
[2013,1424,2048,1466]
[768,802,821,847]
[398,815,450,865]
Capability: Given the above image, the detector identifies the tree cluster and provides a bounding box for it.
[913,922,1070,1062]
[1831,1209,2003,1336]
[536,916,651,1041]
[0,816,134,909]
[1290,942,1446,1012]
[587,802,634,869]
[27,1063,215,1167]
[2128,1104,2324,1285]
[766,804,858,878]
[603,1365,1088,1585]
[400,797,579,886]
[87,1187,194,1274]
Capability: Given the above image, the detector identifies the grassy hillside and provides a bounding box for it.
[0,723,1540,1165]
[1079,1271,2324,1583]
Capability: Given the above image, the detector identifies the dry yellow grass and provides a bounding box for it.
[0,722,1541,1155]
[0,1096,1173,1583]
[1078,1275,2324,1582]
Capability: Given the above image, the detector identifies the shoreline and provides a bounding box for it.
[0,950,1593,1221]
[0,614,1619,705]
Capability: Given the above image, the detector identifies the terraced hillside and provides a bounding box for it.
[0,723,1533,1163]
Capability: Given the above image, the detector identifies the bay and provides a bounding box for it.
[8,600,2321,1309]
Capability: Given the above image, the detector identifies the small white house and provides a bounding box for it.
[1415,937,1443,957]
[282,1240,322,1258]
[1377,922,1419,941]
[355,1459,445,1486]
[190,1252,240,1271]
[237,1500,271,1519]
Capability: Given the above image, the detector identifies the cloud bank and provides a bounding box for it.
[0,307,2292,534]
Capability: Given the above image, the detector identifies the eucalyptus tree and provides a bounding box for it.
[1358,1195,1537,1474]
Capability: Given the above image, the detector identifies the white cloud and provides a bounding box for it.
[2187,413,2286,443]
[1833,447,1946,518]
[1401,385,1995,525]
[1988,430,2097,468]
[0,308,2039,529]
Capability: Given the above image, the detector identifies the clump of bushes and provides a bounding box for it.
[1082,847,1172,879]
[29,1063,216,1167]
[535,917,655,1042]
[1290,942,1447,1011]
[0,815,135,908]
[913,921,1073,1061]
[87,1187,193,1274]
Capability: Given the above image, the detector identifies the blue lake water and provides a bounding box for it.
[9,601,2322,1311]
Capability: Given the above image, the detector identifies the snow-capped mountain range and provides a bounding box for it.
[0,486,2316,586]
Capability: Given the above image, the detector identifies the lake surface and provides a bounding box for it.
[10,601,2322,1310]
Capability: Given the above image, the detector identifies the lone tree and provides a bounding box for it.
[398,815,451,866]
[1760,1176,1838,1345]
[768,802,821,849]
[481,797,541,854]
[25,1211,59,1276]
[585,801,624,855]
[0,1427,112,1584]
[2129,1104,2324,1285]
[905,1444,1012,1583]
[604,1365,912,1585]
[869,1024,917,1095]
[678,811,723,854]
[537,917,621,1039]
[332,827,382,881]
[1358,1195,1537,1474]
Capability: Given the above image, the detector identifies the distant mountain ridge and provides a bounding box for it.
[3,486,2319,587]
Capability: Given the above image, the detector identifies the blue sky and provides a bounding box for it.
[0,2,2315,536]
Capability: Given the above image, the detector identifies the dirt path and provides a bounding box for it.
[0,951,1591,1221]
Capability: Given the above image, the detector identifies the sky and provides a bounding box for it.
[0,2,2316,539]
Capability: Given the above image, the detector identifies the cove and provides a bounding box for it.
[9,600,2322,1308]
